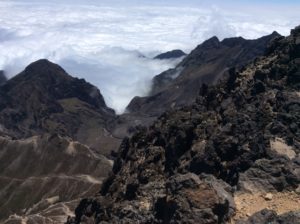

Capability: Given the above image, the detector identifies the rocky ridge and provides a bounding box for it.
[66,26,300,223]
[127,32,281,115]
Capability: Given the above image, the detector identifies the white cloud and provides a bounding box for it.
[0,0,298,113]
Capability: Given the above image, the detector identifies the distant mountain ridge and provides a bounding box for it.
[110,31,281,139]
[154,49,187,60]
[127,31,281,116]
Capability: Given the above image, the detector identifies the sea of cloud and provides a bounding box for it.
[0,0,298,113]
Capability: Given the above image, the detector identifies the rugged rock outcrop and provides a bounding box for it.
[236,209,300,224]
[66,27,300,223]
[154,50,187,60]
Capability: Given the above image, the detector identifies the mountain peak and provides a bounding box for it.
[154,49,187,60]
[0,59,116,139]
[26,58,55,67]
[221,36,246,47]
[271,31,280,36]
[22,58,72,82]
[201,36,220,48]
[291,25,300,36]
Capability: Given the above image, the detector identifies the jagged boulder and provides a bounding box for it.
[236,209,300,224]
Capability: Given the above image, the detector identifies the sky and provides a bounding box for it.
[0,0,299,113]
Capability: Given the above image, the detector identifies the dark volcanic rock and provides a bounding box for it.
[238,157,300,193]
[154,49,186,60]
[67,27,300,223]
[69,174,234,224]
[236,209,300,224]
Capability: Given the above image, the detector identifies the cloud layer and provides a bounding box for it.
[0,0,299,113]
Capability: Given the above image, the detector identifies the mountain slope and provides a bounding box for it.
[0,60,121,223]
[67,26,300,223]
[0,134,113,223]
[128,32,281,115]
[112,32,280,139]
[0,59,120,154]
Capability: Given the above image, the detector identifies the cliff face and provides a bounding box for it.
[67,27,300,223]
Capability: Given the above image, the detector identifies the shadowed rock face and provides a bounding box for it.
[154,49,187,60]
[0,70,6,85]
[66,27,300,223]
